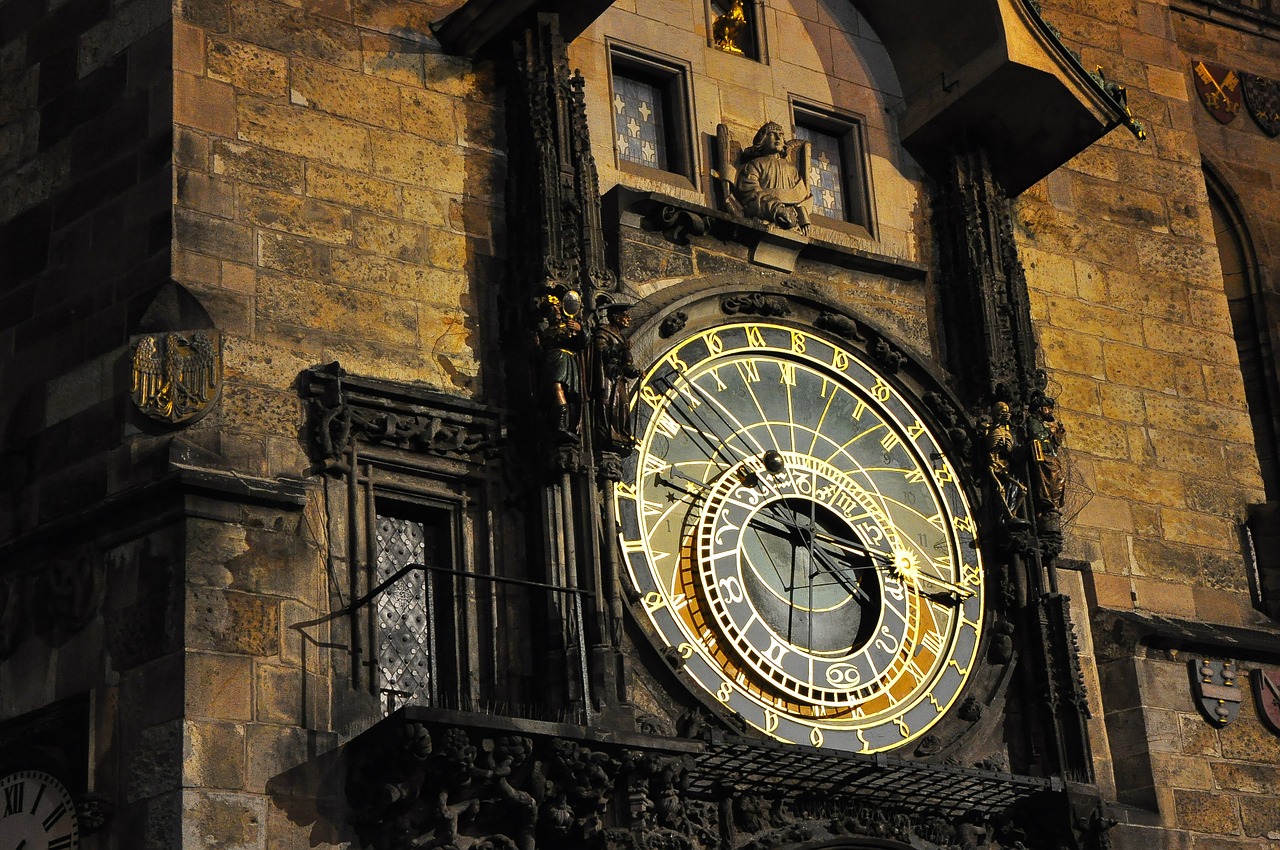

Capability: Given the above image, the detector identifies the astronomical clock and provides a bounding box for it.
[615,292,985,754]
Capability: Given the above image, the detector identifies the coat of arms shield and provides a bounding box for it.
[1193,61,1243,124]
[131,330,222,425]
[1190,658,1242,726]
[1242,72,1280,136]
[1253,668,1280,735]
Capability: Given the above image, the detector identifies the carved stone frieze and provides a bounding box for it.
[303,362,503,467]
[344,713,1093,850]
[719,294,790,318]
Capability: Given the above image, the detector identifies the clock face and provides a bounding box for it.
[616,320,984,753]
[0,770,79,850]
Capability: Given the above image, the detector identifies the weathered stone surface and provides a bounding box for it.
[241,185,354,243]
[184,720,247,789]
[212,139,305,193]
[206,35,289,97]
[290,58,402,129]
[187,651,254,720]
[1173,789,1242,835]
[183,790,267,850]
[254,662,302,725]
[175,71,235,136]
[187,587,281,656]
[1239,795,1280,839]
[238,98,371,172]
[306,161,399,215]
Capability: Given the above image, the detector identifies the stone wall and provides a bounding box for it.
[0,0,172,536]
[1022,0,1278,846]
[171,0,503,479]
[167,0,505,844]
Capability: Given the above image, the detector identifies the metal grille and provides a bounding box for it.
[795,124,847,220]
[375,515,431,709]
[688,737,1056,817]
[613,74,668,170]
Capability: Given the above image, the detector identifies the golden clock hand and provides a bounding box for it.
[900,569,975,600]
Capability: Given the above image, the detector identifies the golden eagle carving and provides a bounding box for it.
[130,330,222,424]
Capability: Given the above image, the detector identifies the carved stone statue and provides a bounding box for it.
[1027,394,1066,516]
[980,401,1026,524]
[734,122,812,231]
[535,284,587,443]
[589,302,642,453]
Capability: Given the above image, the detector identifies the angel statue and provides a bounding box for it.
[734,121,813,232]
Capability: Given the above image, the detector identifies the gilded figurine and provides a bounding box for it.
[734,121,813,232]
[980,401,1026,524]
[712,0,750,55]
[535,284,587,443]
[589,301,642,453]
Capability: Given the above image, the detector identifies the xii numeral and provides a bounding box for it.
[3,782,22,816]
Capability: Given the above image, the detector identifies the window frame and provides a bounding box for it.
[607,44,699,191]
[370,492,461,713]
[790,99,875,239]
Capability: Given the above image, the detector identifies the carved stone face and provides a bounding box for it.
[754,122,786,154]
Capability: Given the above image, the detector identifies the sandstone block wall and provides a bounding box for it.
[1026,0,1279,846]
[0,0,172,536]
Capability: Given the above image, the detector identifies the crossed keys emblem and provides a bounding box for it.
[1193,61,1243,124]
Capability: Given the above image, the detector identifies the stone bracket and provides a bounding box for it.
[302,361,504,470]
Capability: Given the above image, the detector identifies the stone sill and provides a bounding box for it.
[605,186,929,282]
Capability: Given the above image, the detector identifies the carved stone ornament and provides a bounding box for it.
[719,123,813,232]
[37,546,105,639]
[303,362,503,467]
[1191,658,1242,726]
[1193,60,1243,125]
[1251,668,1280,735]
[719,293,790,318]
[0,572,22,659]
[130,330,222,425]
[344,713,1089,850]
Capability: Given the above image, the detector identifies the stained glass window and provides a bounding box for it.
[794,124,847,221]
[613,74,668,171]
[374,513,431,709]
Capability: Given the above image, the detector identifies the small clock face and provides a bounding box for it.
[0,770,79,850]
[616,320,984,753]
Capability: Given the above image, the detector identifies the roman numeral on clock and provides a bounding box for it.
[3,781,21,815]
[43,802,67,831]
